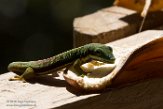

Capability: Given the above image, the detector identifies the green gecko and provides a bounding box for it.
[8,43,115,82]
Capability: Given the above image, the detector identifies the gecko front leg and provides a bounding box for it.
[9,67,35,82]
[70,55,95,76]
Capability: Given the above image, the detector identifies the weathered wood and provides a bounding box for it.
[1,72,163,109]
[56,78,163,109]
[1,30,163,109]
[73,6,163,47]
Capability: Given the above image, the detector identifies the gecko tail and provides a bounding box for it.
[8,62,29,74]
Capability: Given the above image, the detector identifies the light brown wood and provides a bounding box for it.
[73,6,163,47]
[57,78,163,109]
[1,30,163,109]
[109,30,163,86]
[64,30,163,91]
[1,72,163,109]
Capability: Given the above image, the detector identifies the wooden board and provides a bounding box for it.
[73,6,163,47]
[1,30,163,109]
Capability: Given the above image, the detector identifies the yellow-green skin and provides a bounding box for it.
[8,43,115,81]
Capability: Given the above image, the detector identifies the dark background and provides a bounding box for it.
[0,0,114,73]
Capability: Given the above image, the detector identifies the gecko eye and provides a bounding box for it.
[106,46,113,52]
[95,49,102,54]
[96,50,101,54]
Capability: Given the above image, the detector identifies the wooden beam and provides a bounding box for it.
[73,6,163,47]
[1,30,163,109]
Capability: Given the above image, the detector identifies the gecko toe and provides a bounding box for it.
[9,75,26,82]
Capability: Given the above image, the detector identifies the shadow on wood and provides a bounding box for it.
[120,11,163,32]
[55,78,163,109]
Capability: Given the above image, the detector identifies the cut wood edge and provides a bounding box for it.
[73,6,163,47]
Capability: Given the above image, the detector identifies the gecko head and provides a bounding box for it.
[93,45,115,63]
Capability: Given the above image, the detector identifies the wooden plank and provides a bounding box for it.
[73,6,163,47]
[1,30,163,109]
[56,78,163,109]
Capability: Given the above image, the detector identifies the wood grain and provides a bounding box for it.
[73,6,163,47]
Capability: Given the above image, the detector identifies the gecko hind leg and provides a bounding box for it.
[9,67,35,82]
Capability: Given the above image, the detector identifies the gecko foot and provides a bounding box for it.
[9,75,26,83]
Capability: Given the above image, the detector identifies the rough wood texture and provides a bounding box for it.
[73,6,163,47]
[1,30,163,109]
